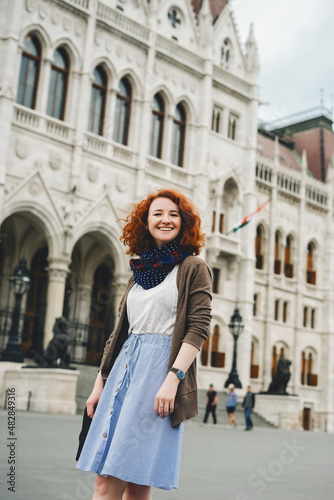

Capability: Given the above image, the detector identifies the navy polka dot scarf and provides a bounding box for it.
[129,239,190,290]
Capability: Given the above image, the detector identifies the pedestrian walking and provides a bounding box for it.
[242,385,255,430]
[203,384,218,424]
[226,383,238,426]
[76,188,212,499]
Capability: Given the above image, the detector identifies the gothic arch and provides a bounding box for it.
[51,37,82,72]
[1,203,63,259]
[19,24,52,53]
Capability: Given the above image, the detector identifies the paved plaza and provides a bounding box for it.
[1,409,333,500]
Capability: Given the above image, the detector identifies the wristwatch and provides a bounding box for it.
[169,367,185,380]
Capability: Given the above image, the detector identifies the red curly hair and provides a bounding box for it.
[120,189,205,256]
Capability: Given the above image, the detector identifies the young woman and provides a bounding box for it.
[76,189,212,500]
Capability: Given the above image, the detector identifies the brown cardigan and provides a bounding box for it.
[99,256,212,427]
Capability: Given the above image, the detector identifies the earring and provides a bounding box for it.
[146,227,149,231]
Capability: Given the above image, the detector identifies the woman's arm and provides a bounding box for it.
[154,342,198,418]
[86,371,104,418]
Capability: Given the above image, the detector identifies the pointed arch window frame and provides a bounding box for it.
[150,93,165,158]
[113,77,132,146]
[88,65,108,136]
[47,46,70,121]
[17,33,42,109]
[171,102,186,167]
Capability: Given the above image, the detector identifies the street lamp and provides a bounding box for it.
[1,258,31,363]
[224,306,244,389]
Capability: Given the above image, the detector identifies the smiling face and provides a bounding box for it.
[147,197,182,248]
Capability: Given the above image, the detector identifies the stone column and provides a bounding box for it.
[292,151,307,393]
[0,0,23,221]
[134,30,156,199]
[36,54,52,114]
[43,258,71,347]
[262,138,278,389]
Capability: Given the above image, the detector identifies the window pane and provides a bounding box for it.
[94,66,107,87]
[53,48,68,70]
[23,34,40,57]
[17,34,41,108]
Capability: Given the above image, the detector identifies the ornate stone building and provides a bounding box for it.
[0,0,333,431]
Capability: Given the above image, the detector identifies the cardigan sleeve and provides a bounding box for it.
[182,259,212,350]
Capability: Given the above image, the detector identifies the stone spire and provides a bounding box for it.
[245,23,260,74]
[198,0,213,47]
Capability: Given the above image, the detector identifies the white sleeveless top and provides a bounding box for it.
[127,265,179,336]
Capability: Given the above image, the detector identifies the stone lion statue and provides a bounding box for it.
[267,357,291,395]
[42,316,70,368]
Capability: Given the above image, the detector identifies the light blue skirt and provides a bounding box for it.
[76,333,184,490]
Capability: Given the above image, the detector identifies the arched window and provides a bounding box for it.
[211,325,225,368]
[22,247,48,356]
[255,225,264,269]
[150,93,165,158]
[228,113,238,140]
[17,33,41,109]
[113,77,132,145]
[87,263,115,365]
[250,338,259,378]
[221,38,231,67]
[301,349,318,386]
[47,47,69,120]
[284,235,294,278]
[306,242,316,285]
[274,230,281,274]
[271,345,277,377]
[171,103,186,167]
[88,66,107,136]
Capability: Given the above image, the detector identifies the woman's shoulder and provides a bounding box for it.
[179,255,212,278]
[178,255,212,281]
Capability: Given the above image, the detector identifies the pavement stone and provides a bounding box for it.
[1,409,333,500]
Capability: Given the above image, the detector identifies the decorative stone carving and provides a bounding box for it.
[15,138,28,159]
[28,179,42,196]
[116,45,123,57]
[49,151,62,170]
[51,9,60,24]
[106,39,113,52]
[63,18,71,31]
[25,0,35,13]
[99,203,109,217]
[116,174,127,193]
[75,23,83,37]
[38,5,47,19]
[94,33,102,46]
[87,163,99,183]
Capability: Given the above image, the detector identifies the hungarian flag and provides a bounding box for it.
[231,199,270,234]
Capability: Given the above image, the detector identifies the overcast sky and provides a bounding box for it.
[231,0,334,123]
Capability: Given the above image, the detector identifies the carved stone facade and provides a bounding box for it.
[0,0,333,431]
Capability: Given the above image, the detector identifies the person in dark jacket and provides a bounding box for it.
[242,385,255,430]
[203,384,218,424]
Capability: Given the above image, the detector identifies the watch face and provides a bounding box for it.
[178,370,185,380]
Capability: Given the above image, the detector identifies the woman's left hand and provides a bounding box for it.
[154,372,179,418]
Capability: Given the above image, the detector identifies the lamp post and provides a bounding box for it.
[224,306,244,389]
[1,258,30,363]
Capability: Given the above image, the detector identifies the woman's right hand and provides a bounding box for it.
[86,371,104,418]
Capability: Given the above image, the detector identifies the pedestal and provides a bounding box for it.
[0,363,79,415]
[256,394,302,430]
